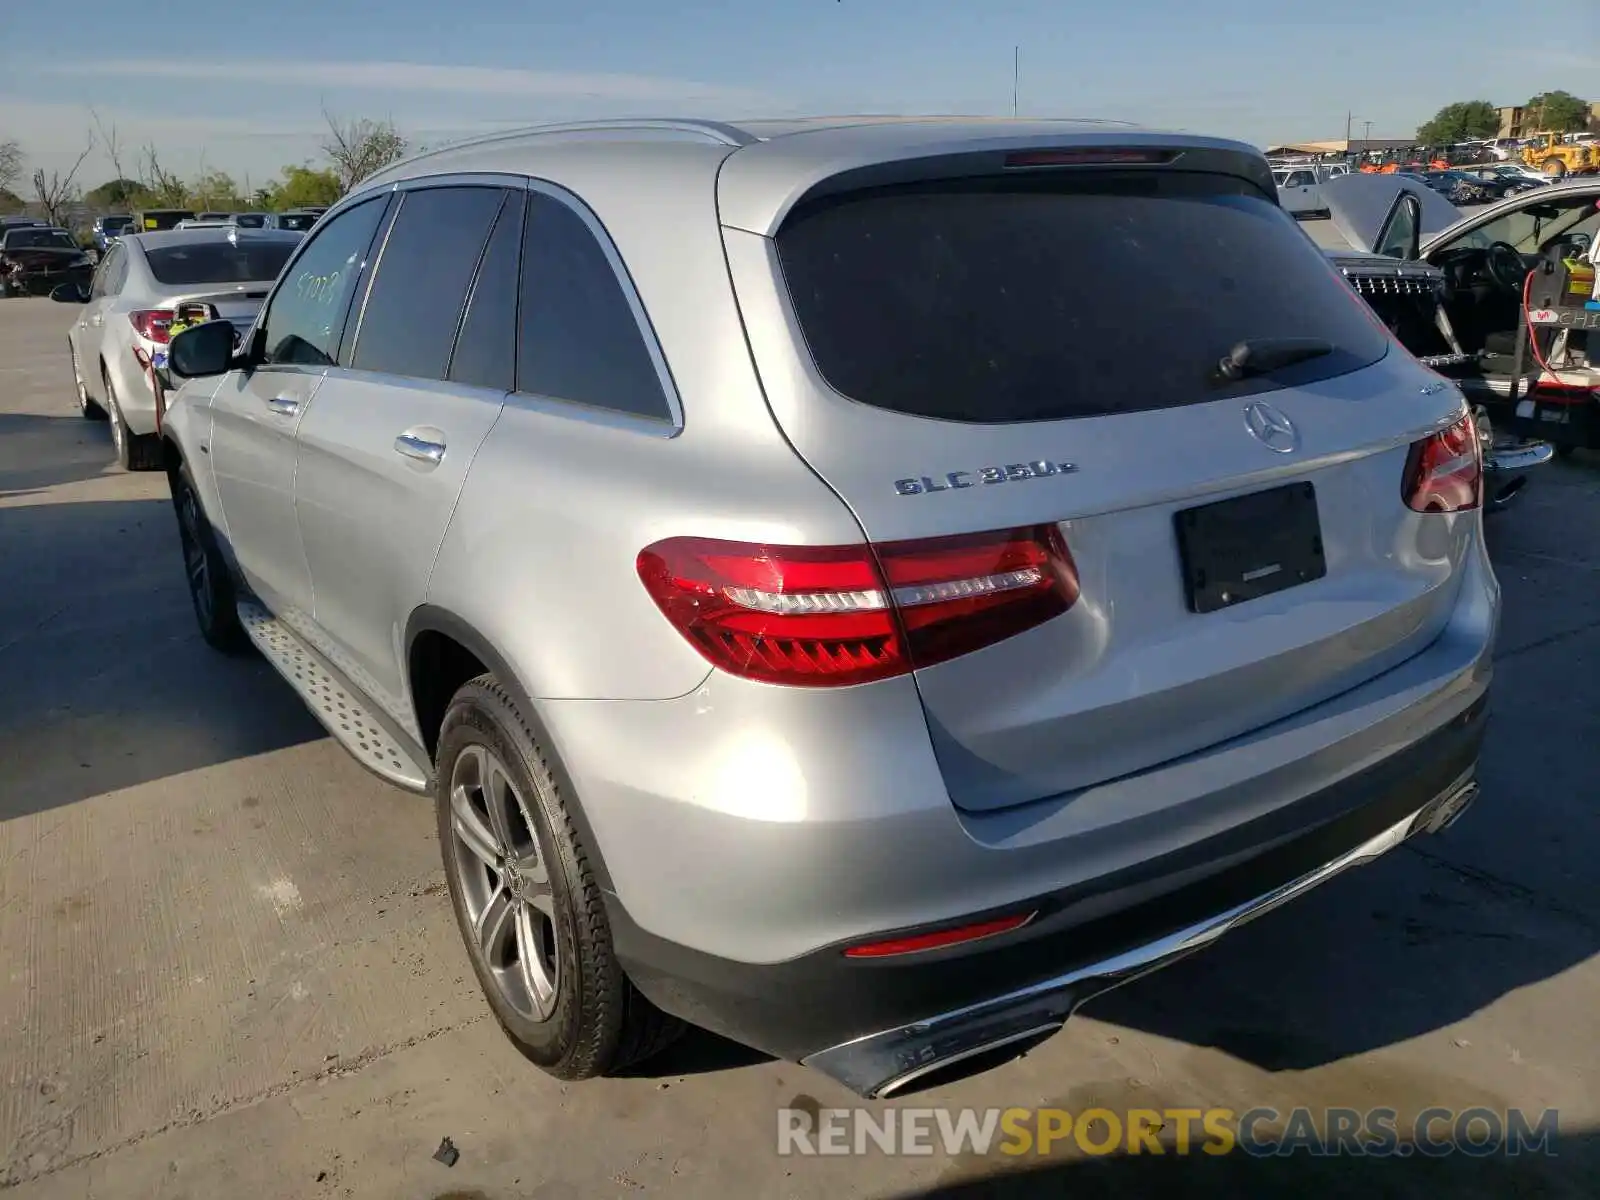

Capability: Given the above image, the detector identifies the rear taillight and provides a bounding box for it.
[636,526,1079,687]
[129,309,175,344]
[1402,413,1481,513]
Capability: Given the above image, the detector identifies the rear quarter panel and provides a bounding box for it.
[422,144,869,701]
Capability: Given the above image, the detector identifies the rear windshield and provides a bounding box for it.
[4,229,76,250]
[144,240,297,285]
[774,171,1389,423]
[275,213,316,231]
[230,214,267,228]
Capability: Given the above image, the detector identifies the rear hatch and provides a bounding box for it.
[720,130,1479,813]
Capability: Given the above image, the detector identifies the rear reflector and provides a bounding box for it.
[636,526,1079,687]
[843,912,1037,958]
[1403,412,1481,513]
[129,308,175,345]
[1004,148,1178,168]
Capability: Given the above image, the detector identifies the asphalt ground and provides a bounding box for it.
[2,297,1597,1197]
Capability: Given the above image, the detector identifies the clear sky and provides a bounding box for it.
[3,0,1594,189]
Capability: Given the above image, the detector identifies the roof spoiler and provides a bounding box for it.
[716,130,1276,236]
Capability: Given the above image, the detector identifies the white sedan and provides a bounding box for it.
[56,227,303,470]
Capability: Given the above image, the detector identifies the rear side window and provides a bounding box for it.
[144,240,298,285]
[774,172,1390,423]
[516,190,671,420]
[448,190,524,392]
[351,185,506,381]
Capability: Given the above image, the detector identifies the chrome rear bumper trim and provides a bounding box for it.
[803,773,1477,1099]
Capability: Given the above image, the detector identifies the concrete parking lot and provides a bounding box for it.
[1,295,1597,1198]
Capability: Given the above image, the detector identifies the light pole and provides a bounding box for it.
[1363,120,1374,146]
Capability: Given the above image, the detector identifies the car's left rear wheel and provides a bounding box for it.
[170,466,248,654]
[434,675,683,1080]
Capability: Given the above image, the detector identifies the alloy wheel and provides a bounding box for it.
[446,744,560,1021]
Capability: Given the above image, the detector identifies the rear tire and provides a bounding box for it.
[434,675,683,1080]
[70,342,104,420]
[1543,159,1567,178]
[170,465,249,654]
[105,371,163,471]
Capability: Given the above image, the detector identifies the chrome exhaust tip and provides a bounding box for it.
[873,1023,1064,1099]
[1410,780,1479,836]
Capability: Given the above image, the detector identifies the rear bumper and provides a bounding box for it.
[610,692,1487,1094]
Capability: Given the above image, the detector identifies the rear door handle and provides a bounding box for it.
[266,396,301,417]
[394,432,445,464]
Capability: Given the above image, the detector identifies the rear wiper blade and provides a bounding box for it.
[1212,337,1334,384]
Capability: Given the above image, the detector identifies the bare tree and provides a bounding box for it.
[138,145,188,207]
[32,133,94,226]
[0,139,22,196]
[89,108,127,184]
[322,110,407,191]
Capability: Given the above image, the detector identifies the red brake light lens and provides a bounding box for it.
[1402,413,1481,513]
[636,526,1079,688]
[843,911,1037,958]
[129,308,175,344]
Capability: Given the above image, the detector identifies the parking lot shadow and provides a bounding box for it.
[0,497,324,819]
[1073,495,1600,1077]
[892,1124,1598,1199]
[0,410,117,497]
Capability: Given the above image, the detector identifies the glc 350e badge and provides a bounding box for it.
[894,460,1078,496]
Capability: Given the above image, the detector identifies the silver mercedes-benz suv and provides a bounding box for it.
[156,117,1496,1099]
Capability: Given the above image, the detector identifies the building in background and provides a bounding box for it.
[1497,101,1600,139]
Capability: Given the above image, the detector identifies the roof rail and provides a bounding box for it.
[353,118,756,192]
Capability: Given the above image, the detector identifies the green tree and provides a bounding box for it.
[188,169,242,210]
[268,164,342,209]
[85,178,146,209]
[1525,90,1592,134]
[1416,100,1502,145]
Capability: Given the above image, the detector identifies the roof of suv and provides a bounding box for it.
[353,115,1274,237]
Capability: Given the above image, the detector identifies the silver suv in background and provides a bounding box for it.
[156,117,1496,1099]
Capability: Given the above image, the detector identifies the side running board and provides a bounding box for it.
[237,600,431,793]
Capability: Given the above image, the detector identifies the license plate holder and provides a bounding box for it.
[1175,481,1326,614]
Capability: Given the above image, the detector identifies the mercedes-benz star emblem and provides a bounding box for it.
[1243,400,1298,454]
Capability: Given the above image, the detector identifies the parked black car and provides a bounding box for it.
[0,226,94,296]
[1408,170,1491,206]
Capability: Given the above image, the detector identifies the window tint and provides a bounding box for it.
[4,229,77,250]
[145,239,298,285]
[448,190,524,391]
[89,246,120,299]
[517,190,670,420]
[260,197,386,367]
[351,185,505,381]
[774,173,1391,423]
